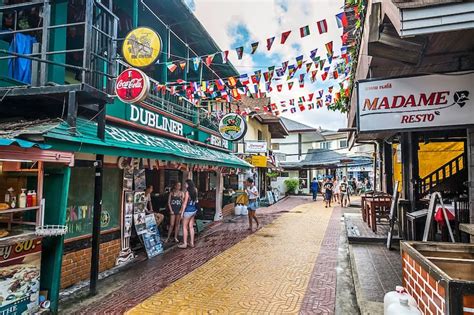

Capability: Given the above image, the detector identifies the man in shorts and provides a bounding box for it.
[323,178,334,208]
[246,178,260,231]
[339,176,350,207]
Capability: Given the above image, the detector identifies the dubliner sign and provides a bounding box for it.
[357,72,472,132]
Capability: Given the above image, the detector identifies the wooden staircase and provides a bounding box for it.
[417,153,467,197]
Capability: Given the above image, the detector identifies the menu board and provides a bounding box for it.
[0,238,41,314]
[142,214,163,258]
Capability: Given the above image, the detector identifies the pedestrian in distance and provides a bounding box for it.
[333,176,339,204]
[339,176,350,207]
[245,178,260,231]
[310,177,319,201]
[178,179,198,249]
[165,181,183,243]
[323,178,334,208]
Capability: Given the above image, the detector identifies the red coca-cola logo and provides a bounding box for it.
[115,68,150,103]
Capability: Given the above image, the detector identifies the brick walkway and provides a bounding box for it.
[126,199,336,314]
[62,196,311,314]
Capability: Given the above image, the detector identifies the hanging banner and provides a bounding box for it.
[357,72,473,132]
[245,141,268,153]
[115,68,150,104]
[218,113,247,141]
[251,155,267,168]
[122,27,161,68]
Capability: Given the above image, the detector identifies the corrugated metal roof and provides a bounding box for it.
[279,117,318,132]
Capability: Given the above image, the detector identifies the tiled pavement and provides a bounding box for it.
[127,199,336,314]
[63,196,336,314]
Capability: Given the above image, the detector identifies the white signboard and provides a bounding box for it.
[245,141,268,153]
[210,134,229,149]
[357,72,473,132]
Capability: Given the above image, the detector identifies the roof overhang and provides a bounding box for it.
[254,115,289,139]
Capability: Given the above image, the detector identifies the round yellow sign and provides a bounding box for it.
[122,27,161,68]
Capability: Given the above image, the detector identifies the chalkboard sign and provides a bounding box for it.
[65,167,122,239]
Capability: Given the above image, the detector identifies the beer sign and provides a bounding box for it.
[122,27,161,68]
[218,114,247,141]
[115,68,150,104]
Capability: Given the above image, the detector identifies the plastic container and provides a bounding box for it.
[26,191,33,207]
[386,296,421,315]
[19,189,27,208]
[241,205,248,216]
[234,204,242,216]
[31,190,37,206]
[384,286,417,314]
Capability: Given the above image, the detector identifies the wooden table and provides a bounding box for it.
[366,198,392,233]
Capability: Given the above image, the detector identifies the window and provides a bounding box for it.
[271,143,280,150]
[280,172,289,177]
[321,142,330,149]
[257,130,263,141]
[339,140,348,148]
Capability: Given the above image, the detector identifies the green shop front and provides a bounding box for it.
[41,107,250,291]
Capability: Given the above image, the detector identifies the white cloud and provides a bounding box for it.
[191,0,347,130]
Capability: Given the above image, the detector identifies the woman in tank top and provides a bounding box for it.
[178,179,198,249]
[165,181,184,243]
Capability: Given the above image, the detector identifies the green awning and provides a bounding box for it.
[44,119,251,169]
[0,138,51,149]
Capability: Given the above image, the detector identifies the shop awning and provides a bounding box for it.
[281,149,373,170]
[0,138,51,149]
[44,119,252,169]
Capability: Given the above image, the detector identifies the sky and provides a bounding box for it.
[184,0,347,131]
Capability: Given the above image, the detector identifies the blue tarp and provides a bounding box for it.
[8,33,37,84]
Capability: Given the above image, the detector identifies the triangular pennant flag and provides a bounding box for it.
[306,62,312,73]
[239,74,249,85]
[251,75,258,84]
[288,81,294,90]
[251,42,259,54]
[276,68,285,77]
[290,99,294,106]
[335,12,348,28]
[193,57,200,71]
[179,61,186,70]
[270,103,278,111]
[205,54,215,66]
[287,65,296,80]
[325,41,334,56]
[277,84,283,92]
[319,59,325,70]
[215,79,225,91]
[318,89,324,98]
[265,81,272,92]
[281,30,291,44]
[254,70,262,84]
[328,86,333,93]
[308,93,314,101]
[327,54,333,64]
[299,25,310,38]
[280,100,286,107]
[266,37,275,50]
[299,73,305,88]
[268,66,275,81]
[341,32,349,45]
[299,103,305,111]
[290,107,296,113]
[310,48,318,60]
[236,46,244,60]
[299,96,306,103]
[322,67,330,80]
[228,76,237,87]
[317,19,328,34]
[167,62,177,73]
[333,70,339,79]
[317,100,323,108]
[282,61,289,72]
[263,71,270,82]
[221,50,229,64]
[296,55,304,69]
[308,103,314,110]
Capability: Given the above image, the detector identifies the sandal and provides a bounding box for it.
[174,238,179,243]
[178,244,187,249]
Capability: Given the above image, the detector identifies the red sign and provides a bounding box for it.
[115,68,150,104]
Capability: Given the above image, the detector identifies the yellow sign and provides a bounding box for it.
[251,155,267,168]
[122,27,161,68]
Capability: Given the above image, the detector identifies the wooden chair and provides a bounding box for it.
[361,192,374,223]
[368,195,392,233]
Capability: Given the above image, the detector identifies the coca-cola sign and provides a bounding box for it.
[115,68,150,104]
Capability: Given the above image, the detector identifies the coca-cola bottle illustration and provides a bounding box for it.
[126,70,133,99]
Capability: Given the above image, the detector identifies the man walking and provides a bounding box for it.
[323,178,334,208]
[310,177,319,201]
[339,176,350,207]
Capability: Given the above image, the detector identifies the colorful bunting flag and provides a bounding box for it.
[215,79,225,91]
[251,42,259,54]
[254,70,262,84]
[310,49,318,60]
[281,30,292,44]
[179,61,186,70]
[167,62,177,73]
[306,63,312,73]
[327,54,333,64]
[333,70,339,79]
[308,103,314,110]
[319,59,325,70]
[325,41,334,56]
[193,57,200,71]
[317,100,323,108]
[322,67,330,80]
[287,65,296,80]
[299,25,310,38]
[236,46,244,60]
[299,103,305,111]
[221,50,229,63]
[317,19,328,34]
[251,75,258,84]
[290,99,294,106]
[265,81,272,92]
[341,32,349,45]
[335,12,348,28]
[296,55,304,69]
[205,54,214,66]
[277,84,283,92]
[282,61,289,72]
[318,89,324,98]
[268,66,275,80]
[288,82,294,90]
[228,76,237,87]
[263,71,270,82]
[308,93,314,101]
[239,74,249,86]
[276,68,285,77]
[290,107,296,113]
[266,37,275,50]
[299,73,305,88]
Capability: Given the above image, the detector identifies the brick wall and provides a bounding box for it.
[60,239,121,289]
[402,250,446,315]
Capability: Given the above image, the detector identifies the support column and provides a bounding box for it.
[467,128,474,226]
[214,171,224,221]
[383,141,394,195]
[401,133,419,211]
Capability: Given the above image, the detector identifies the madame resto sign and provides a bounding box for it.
[357,72,472,132]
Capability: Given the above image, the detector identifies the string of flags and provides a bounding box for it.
[161,12,348,72]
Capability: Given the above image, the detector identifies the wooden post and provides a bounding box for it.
[467,128,474,227]
[383,141,393,195]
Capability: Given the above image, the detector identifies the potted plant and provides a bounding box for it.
[284,178,299,195]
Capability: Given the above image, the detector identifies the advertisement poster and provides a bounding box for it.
[133,192,147,235]
[142,214,163,258]
[0,238,42,315]
[133,169,146,191]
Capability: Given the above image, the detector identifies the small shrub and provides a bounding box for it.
[284,178,299,195]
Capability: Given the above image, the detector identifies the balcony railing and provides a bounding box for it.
[0,0,117,95]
